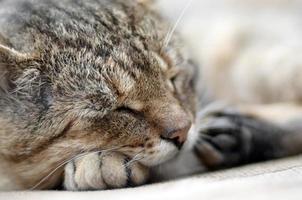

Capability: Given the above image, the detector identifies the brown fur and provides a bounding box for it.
[0,0,198,190]
[3,0,302,191]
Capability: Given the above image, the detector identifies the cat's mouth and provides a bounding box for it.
[138,139,179,167]
[123,123,196,167]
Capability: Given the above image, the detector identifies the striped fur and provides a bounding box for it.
[0,0,197,190]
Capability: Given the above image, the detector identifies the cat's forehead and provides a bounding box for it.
[48,43,168,100]
[12,0,181,100]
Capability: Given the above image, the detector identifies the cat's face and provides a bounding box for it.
[0,0,198,167]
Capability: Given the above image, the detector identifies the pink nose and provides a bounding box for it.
[160,121,192,149]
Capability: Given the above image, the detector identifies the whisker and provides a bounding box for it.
[125,156,144,168]
[30,146,123,190]
[124,150,144,168]
[162,0,194,48]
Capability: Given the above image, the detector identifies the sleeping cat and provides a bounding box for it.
[0,0,302,191]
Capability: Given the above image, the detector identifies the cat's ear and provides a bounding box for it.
[137,0,155,6]
[0,44,32,63]
[0,44,34,92]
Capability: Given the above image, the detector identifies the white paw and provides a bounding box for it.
[64,152,149,191]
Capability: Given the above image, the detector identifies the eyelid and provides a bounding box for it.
[116,106,135,113]
[116,101,144,112]
[115,106,144,119]
[166,67,180,80]
[167,79,175,92]
[125,101,144,111]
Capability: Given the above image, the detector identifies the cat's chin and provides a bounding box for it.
[183,123,198,151]
[139,140,179,167]
[131,124,196,167]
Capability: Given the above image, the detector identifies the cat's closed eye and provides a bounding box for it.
[115,106,138,115]
[115,102,145,117]
[167,78,176,92]
[165,68,180,92]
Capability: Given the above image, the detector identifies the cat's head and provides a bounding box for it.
[0,0,198,167]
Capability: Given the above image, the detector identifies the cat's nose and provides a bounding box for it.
[160,121,192,149]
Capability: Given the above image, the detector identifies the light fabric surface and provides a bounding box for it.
[1,156,302,200]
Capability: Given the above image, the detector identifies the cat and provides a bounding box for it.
[0,0,302,191]
[0,0,198,190]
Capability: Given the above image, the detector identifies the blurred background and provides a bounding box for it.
[157,0,302,104]
[157,0,302,58]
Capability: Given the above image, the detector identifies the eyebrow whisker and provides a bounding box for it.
[162,0,194,48]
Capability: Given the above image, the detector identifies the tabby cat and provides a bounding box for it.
[0,0,302,191]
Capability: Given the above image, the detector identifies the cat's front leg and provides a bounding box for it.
[194,106,298,169]
[64,152,149,191]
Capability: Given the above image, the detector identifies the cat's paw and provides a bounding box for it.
[194,109,254,169]
[64,152,149,191]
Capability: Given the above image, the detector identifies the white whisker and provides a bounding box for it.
[124,151,144,167]
[30,146,123,190]
[125,156,144,168]
[163,0,194,48]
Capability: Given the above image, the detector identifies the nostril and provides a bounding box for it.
[160,135,184,150]
[160,123,191,149]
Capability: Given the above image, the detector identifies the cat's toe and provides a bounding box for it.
[100,152,149,188]
[64,153,106,191]
[195,111,253,169]
[64,152,149,191]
